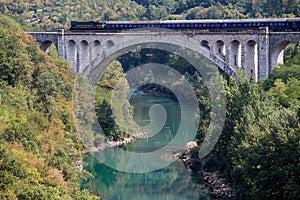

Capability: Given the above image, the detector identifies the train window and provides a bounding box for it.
[186,24,190,27]
[172,24,175,27]
[195,24,198,27]
[270,23,273,26]
[116,24,119,27]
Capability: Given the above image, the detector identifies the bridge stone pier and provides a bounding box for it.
[29,28,300,82]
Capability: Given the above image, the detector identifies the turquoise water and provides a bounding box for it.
[83,93,210,200]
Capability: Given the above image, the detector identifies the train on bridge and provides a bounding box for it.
[70,18,300,32]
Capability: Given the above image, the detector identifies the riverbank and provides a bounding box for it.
[179,142,235,200]
[85,131,149,153]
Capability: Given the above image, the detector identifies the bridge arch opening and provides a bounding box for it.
[106,40,114,48]
[245,40,258,81]
[93,40,102,59]
[229,40,241,70]
[86,38,234,85]
[79,40,90,72]
[271,40,300,72]
[200,40,210,50]
[214,40,225,58]
[66,40,78,71]
[40,40,57,53]
[284,42,300,60]
[271,41,290,72]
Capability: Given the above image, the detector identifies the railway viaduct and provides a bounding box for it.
[29,28,300,82]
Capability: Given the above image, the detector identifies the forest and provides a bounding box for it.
[0,0,300,30]
[0,0,300,199]
[0,14,98,200]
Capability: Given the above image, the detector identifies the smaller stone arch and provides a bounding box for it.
[66,40,77,71]
[214,40,225,58]
[270,40,291,71]
[106,40,114,48]
[93,40,101,46]
[40,40,57,53]
[79,40,90,72]
[229,40,241,70]
[92,40,102,59]
[200,40,210,50]
[245,40,258,81]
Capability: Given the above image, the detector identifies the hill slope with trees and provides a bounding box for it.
[0,14,98,200]
[0,0,299,30]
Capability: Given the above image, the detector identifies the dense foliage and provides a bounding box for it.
[94,61,136,141]
[0,0,300,30]
[0,14,98,200]
[189,51,300,199]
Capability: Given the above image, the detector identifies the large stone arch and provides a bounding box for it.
[81,33,235,85]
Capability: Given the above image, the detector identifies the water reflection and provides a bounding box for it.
[83,155,210,200]
[83,93,211,199]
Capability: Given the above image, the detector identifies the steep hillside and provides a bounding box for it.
[0,14,98,200]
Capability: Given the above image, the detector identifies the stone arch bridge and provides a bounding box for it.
[29,28,300,82]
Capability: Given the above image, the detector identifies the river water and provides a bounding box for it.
[83,93,211,200]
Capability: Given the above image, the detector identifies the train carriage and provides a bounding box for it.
[70,18,300,32]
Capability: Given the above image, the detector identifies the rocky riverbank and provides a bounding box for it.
[86,132,148,153]
[179,142,235,200]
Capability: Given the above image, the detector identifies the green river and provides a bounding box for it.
[83,93,211,200]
